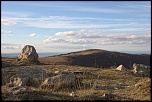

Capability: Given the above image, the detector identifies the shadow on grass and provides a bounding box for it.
[2,90,79,101]
[83,72,116,80]
[28,90,78,100]
[111,94,135,101]
[81,93,135,101]
[80,94,104,100]
[1,90,139,101]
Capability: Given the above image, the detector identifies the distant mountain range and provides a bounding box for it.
[39,49,150,69]
[1,52,61,58]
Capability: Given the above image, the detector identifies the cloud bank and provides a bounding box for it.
[29,33,37,37]
[43,37,94,44]
[45,30,151,46]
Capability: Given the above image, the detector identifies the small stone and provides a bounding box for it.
[114,87,118,90]
[55,71,60,74]
[70,92,76,97]
[101,93,106,97]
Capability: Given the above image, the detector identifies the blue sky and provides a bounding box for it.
[1,1,151,54]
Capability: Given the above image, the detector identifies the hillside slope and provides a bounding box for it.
[39,49,150,69]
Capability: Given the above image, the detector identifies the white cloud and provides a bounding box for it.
[119,3,151,9]
[2,46,16,49]
[22,3,142,14]
[1,43,24,50]
[1,19,17,26]
[25,21,108,29]
[1,42,17,46]
[2,11,32,17]
[55,27,150,38]
[54,29,151,46]
[5,3,125,14]
[74,7,124,13]
[56,29,150,37]
[1,30,13,35]
[43,37,66,43]
[107,27,150,32]
[66,39,94,44]
[55,31,77,37]
[2,46,23,49]
[45,44,91,50]
[2,16,149,29]
[43,37,95,44]
[29,33,37,37]
[95,34,151,45]
[55,30,103,38]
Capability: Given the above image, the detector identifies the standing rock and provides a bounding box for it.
[18,45,39,62]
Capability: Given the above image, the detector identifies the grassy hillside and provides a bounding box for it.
[39,49,150,69]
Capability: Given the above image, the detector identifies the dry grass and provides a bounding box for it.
[1,57,151,101]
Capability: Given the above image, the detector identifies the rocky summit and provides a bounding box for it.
[17,45,39,62]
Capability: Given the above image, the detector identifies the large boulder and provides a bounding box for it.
[2,68,18,85]
[18,45,39,62]
[9,68,48,87]
[132,63,150,77]
[41,73,82,90]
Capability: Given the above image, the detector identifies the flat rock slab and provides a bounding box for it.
[8,86,34,95]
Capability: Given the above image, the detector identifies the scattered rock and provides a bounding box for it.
[2,69,17,85]
[115,64,128,71]
[101,93,114,100]
[69,92,77,97]
[10,76,23,87]
[41,73,82,90]
[17,45,39,62]
[114,87,118,90]
[132,63,150,77]
[55,71,60,74]
[9,68,48,87]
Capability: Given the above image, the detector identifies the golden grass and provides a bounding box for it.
[1,62,151,101]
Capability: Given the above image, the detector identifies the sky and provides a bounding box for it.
[1,1,151,54]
